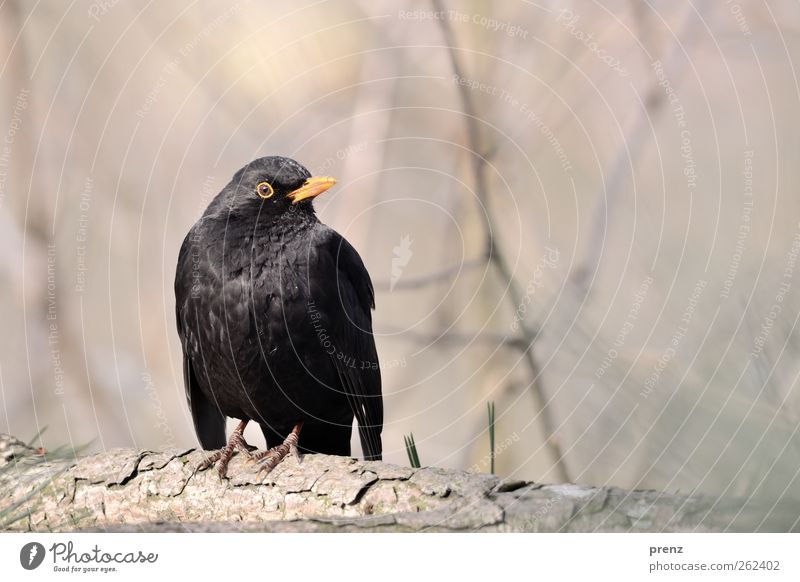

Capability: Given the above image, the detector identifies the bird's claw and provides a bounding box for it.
[195,420,255,479]
[197,452,220,472]
[253,422,304,477]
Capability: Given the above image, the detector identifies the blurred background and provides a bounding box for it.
[1,0,800,506]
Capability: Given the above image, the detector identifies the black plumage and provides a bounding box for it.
[175,156,382,474]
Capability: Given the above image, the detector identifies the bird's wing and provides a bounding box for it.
[175,229,226,449]
[312,227,383,460]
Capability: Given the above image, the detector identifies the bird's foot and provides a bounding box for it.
[252,422,303,477]
[198,419,256,479]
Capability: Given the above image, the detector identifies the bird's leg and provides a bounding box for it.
[252,421,303,476]
[198,419,256,478]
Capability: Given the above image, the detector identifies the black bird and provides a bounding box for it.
[175,156,382,477]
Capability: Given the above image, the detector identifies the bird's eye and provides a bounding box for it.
[256,181,274,199]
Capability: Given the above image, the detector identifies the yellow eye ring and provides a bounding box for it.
[256,181,274,199]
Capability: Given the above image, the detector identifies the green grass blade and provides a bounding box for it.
[488,402,496,474]
[25,426,48,448]
[404,433,421,468]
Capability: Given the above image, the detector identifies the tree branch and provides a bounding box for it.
[374,257,486,291]
[431,0,569,482]
[1,435,794,532]
[568,2,699,297]
[382,327,528,351]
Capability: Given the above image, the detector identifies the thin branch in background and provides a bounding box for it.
[567,1,698,299]
[404,433,421,468]
[432,0,569,483]
[488,401,496,474]
[384,327,528,352]
[374,257,486,291]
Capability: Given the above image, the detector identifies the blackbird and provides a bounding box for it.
[175,156,382,477]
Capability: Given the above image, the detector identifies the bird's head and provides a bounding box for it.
[224,156,336,216]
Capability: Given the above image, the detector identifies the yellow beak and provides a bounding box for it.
[288,176,337,204]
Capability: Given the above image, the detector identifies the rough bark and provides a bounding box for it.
[1,434,796,532]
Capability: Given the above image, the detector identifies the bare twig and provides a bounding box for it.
[374,257,486,291]
[432,0,569,482]
[382,327,528,352]
[568,2,698,298]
